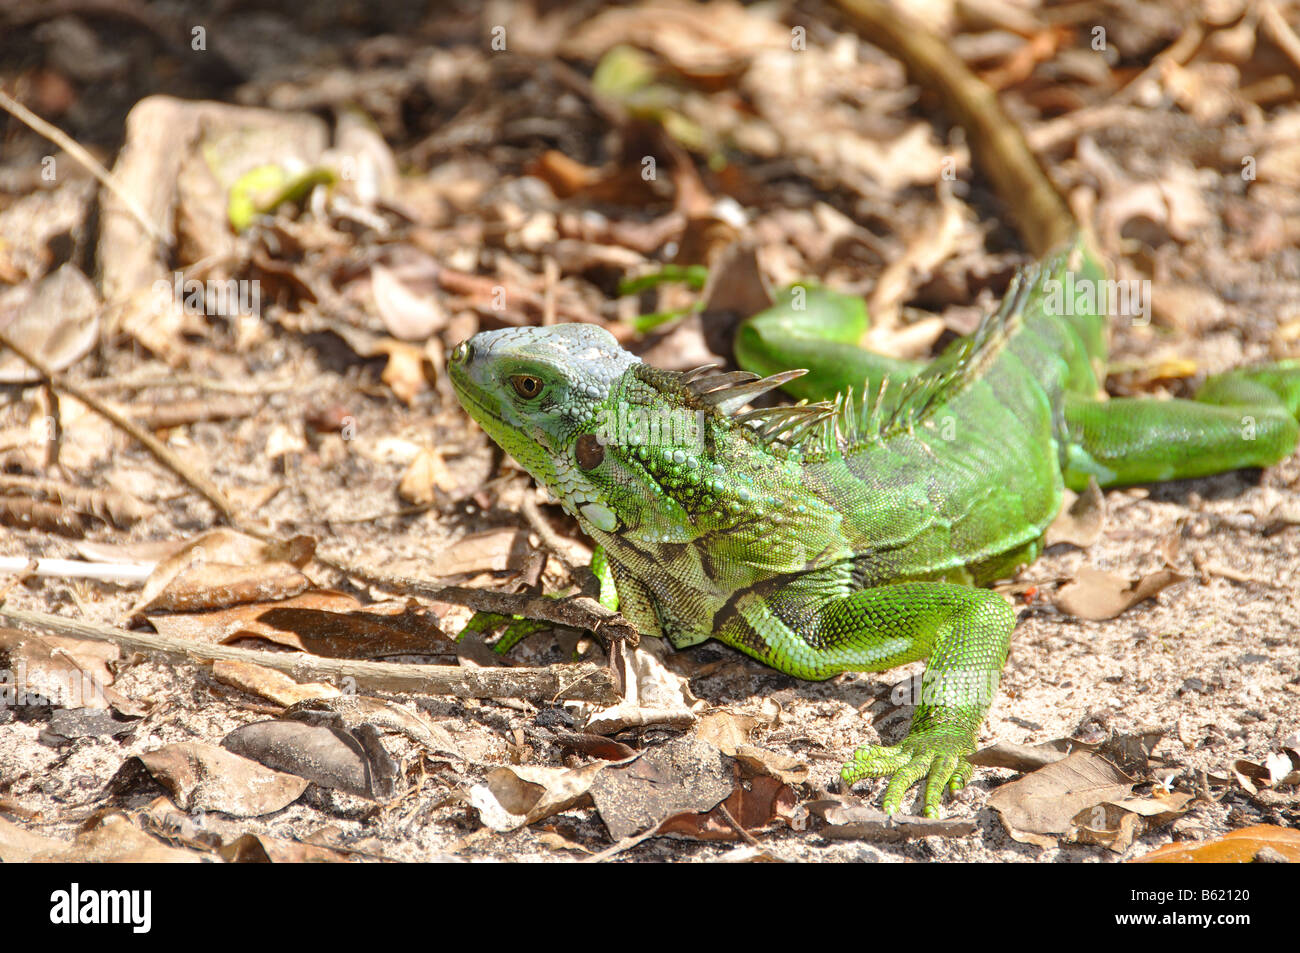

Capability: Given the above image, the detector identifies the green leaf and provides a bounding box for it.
[630,305,699,335]
[227,164,338,232]
[592,45,656,99]
[617,264,710,296]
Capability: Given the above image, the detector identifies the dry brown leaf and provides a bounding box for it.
[138,562,311,613]
[987,750,1136,847]
[969,738,1080,772]
[697,241,773,357]
[175,143,235,267]
[978,27,1069,91]
[561,0,789,73]
[1054,568,1188,621]
[1149,284,1226,333]
[104,287,188,366]
[0,179,95,284]
[588,736,733,840]
[33,812,204,863]
[1069,791,1194,853]
[549,238,646,274]
[522,131,671,206]
[1132,825,1300,863]
[0,264,100,383]
[370,263,447,340]
[372,338,434,405]
[223,718,399,800]
[1095,168,1213,249]
[470,761,613,832]
[587,644,702,734]
[732,745,809,785]
[1258,139,1300,188]
[133,529,286,611]
[658,771,797,840]
[532,831,593,854]
[0,815,65,863]
[434,528,533,577]
[330,108,400,206]
[133,743,310,817]
[264,422,308,459]
[554,730,638,761]
[1160,61,1239,125]
[150,590,450,659]
[287,695,465,763]
[0,496,86,537]
[693,709,766,755]
[212,659,341,707]
[1232,747,1300,795]
[0,474,148,530]
[398,447,457,505]
[0,628,120,710]
[867,192,976,337]
[219,832,355,863]
[213,832,335,863]
[101,96,327,304]
[525,150,603,199]
[1045,478,1106,548]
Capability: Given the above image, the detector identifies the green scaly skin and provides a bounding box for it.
[449,237,1300,816]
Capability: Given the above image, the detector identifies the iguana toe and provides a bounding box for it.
[842,728,975,816]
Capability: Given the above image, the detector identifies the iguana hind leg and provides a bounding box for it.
[716,579,1014,817]
[1064,360,1300,490]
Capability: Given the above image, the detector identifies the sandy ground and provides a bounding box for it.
[2,0,1299,862]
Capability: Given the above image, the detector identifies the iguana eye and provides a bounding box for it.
[510,375,544,399]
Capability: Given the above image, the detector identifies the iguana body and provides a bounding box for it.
[449,240,1300,816]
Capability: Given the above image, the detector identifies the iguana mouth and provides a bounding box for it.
[448,372,497,425]
[447,347,500,426]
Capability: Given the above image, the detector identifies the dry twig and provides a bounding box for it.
[0,606,621,704]
[0,87,172,247]
[318,556,639,648]
[0,331,247,529]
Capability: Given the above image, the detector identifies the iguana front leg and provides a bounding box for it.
[715,579,1015,816]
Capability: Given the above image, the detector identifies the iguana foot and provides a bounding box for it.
[841,727,975,817]
[458,612,548,654]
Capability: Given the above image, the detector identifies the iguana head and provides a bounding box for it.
[449,324,647,534]
[450,324,834,576]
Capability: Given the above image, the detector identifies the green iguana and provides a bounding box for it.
[448,258,1300,815]
[448,7,1300,816]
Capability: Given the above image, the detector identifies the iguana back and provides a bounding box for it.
[794,244,1108,588]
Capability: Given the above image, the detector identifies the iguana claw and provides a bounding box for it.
[841,728,976,817]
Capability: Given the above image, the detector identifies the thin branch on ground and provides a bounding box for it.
[318,555,639,647]
[0,86,173,247]
[0,331,249,530]
[0,557,154,582]
[0,606,621,704]
[834,0,1075,255]
[1262,1,1300,74]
